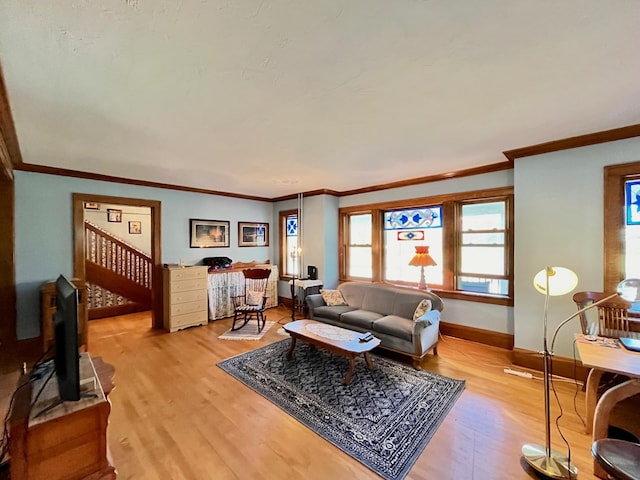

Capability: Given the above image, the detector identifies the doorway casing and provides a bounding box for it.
[72,193,163,329]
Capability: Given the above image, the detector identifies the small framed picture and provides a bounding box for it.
[107,209,122,223]
[83,202,100,210]
[129,221,142,234]
[190,219,230,248]
[238,222,269,247]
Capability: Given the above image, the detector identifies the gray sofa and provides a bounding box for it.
[305,282,443,368]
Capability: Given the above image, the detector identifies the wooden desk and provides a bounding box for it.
[575,334,640,479]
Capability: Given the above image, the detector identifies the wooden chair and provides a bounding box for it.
[592,438,640,480]
[572,291,632,339]
[231,268,271,332]
[573,291,636,438]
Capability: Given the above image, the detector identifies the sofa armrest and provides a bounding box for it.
[414,309,440,328]
[305,294,326,311]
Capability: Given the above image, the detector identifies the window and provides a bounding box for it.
[384,207,443,287]
[279,210,298,278]
[457,200,508,295]
[347,213,372,278]
[339,187,513,305]
[604,162,640,290]
[624,178,640,279]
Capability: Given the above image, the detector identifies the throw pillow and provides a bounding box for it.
[320,289,347,306]
[412,299,432,321]
[246,290,264,306]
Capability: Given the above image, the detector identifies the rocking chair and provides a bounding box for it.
[231,268,271,332]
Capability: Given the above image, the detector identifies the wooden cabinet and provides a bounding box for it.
[41,278,89,353]
[9,354,116,480]
[163,265,208,332]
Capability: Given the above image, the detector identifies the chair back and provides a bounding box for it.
[572,291,632,338]
[242,268,271,306]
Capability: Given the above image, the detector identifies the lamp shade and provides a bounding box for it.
[617,278,640,302]
[533,267,578,296]
[408,246,437,267]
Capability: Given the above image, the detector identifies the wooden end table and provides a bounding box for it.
[283,319,381,385]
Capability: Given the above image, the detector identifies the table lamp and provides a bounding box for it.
[409,246,437,290]
[522,267,640,479]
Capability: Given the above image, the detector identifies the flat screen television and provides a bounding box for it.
[53,274,81,401]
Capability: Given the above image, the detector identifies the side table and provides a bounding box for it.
[288,278,323,320]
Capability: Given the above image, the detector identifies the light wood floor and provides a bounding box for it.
[2,306,638,479]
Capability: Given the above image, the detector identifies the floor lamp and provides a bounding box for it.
[522,268,640,479]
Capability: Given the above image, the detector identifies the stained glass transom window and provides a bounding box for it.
[384,207,442,230]
[287,217,298,236]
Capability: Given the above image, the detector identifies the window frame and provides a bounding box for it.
[604,161,640,291]
[278,209,298,280]
[339,187,514,305]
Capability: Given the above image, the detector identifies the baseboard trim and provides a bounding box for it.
[88,303,148,320]
[512,347,588,382]
[440,322,514,350]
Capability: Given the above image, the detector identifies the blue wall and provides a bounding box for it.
[14,171,273,339]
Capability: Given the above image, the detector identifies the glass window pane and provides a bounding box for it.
[461,246,505,275]
[458,276,508,295]
[350,214,372,245]
[625,224,640,278]
[462,232,504,245]
[384,207,442,230]
[349,246,372,278]
[383,209,443,286]
[462,202,505,231]
[286,235,299,276]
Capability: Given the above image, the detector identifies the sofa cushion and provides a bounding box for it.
[313,305,357,321]
[339,309,383,330]
[361,286,398,316]
[412,299,432,320]
[337,283,368,309]
[372,315,414,342]
[320,289,347,306]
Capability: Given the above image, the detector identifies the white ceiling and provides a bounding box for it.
[1,1,639,198]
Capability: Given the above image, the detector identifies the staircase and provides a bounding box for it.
[84,221,152,319]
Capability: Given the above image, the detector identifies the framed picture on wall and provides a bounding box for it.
[190,219,230,248]
[107,209,122,223]
[129,221,142,234]
[238,222,269,247]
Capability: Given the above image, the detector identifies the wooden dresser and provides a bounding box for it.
[9,354,116,480]
[163,265,209,332]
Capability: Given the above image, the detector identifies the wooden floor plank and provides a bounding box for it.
[2,306,639,479]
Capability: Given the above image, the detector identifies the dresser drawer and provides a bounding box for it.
[168,267,207,281]
[170,279,206,293]
[170,299,206,317]
[170,289,207,305]
[165,311,208,332]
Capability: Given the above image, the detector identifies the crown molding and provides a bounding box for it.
[15,163,271,202]
[503,124,640,161]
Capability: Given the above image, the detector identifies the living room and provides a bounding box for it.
[2,2,640,479]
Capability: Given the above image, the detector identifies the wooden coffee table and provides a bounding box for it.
[283,319,381,385]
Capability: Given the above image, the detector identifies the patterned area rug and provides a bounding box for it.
[218,339,465,480]
[218,321,275,340]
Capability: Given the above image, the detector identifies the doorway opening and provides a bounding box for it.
[72,193,163,329]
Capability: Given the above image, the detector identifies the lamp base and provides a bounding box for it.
[522,444,578,479]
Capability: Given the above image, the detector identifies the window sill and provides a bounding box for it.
[431,289,513,306]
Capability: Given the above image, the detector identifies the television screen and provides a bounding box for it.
[54,275,81,401]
